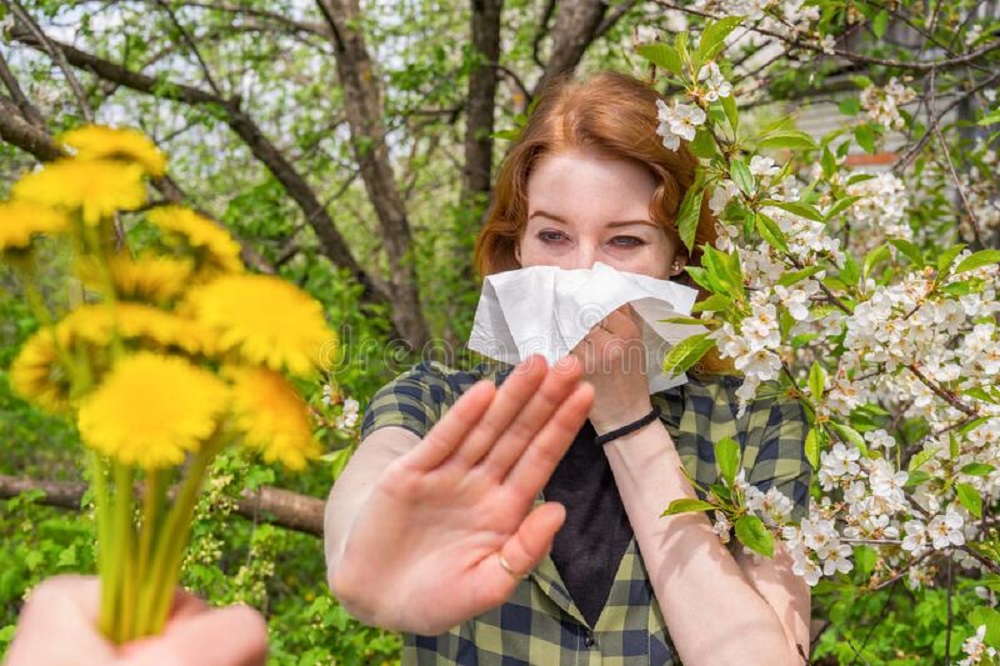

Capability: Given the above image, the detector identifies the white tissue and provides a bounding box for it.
[467,261,709,393]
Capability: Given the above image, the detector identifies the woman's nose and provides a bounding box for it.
[568,244,598,270]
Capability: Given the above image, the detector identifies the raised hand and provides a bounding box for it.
[329,354,594,635]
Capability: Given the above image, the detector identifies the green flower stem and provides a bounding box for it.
[92,453,117,640]
[139,436,226,635]
[134,468,166,636]
[113,462,136,643]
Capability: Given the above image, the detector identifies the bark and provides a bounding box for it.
[315,0,432,351]
[532,0,611,97]
[0,475,325,537]
[463,0,503,203]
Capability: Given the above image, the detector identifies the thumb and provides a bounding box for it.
[498,501,566,578]
[119,605,268,666]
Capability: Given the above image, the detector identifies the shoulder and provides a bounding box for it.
[360,359,512,440]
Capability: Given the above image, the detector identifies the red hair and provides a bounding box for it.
[473,71,731,374]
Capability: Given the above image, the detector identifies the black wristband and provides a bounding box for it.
[594,405,662,446]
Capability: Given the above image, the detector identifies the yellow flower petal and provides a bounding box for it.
[227,366,319,470]
[75,253,193,303]
[58,125,168,177]
[0,200,70,251]
[10,327,73,413]
[12,159,147,225]
[78,352,229,468]
[61,302,219,357]
[146,206,244,275]
[189,275,334,377]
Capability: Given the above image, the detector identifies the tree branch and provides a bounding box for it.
[0,475,325,537]
[8,23,400,331]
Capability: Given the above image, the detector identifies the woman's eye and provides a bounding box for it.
[538,231,566,243]
[611,236,646,247]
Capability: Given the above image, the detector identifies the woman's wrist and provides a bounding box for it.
[590,400,655,435]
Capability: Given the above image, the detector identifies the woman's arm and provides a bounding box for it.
[603,421,810,666]
[323,426,420,579]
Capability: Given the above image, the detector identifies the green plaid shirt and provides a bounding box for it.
[360,361,811,666]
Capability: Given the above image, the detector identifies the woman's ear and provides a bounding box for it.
[669,253,688,277]
[514,243,522,266]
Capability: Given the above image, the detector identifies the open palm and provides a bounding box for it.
[331,355,593,635]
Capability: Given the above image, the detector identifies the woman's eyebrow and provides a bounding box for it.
[528,210,658,228]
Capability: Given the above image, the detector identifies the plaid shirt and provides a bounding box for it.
[360,360,811,666]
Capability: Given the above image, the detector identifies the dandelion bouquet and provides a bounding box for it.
[1,125,334,643]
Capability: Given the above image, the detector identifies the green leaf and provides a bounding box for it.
[636,43,684,75]
[829,422,866,450]
[809,361,826,402]
[697,16,744,62]
[791,332,819,348]
[662,332,717,376]
[968,607,1000,648]
[854,124,878,154]
[838,98,861,116]
[905,470,930,487]
[722,94,739,133]
[854,545,877,577]
[677,174,706,252]
[756,213,789,253]
[863,244,890,279]
[766,200,825,222]
[937,244,968,275]
[778,265,824,287]
[715,437,741,487]
[872,9,889,38]
[908,447,937,472]
[956,482,983,519]
[660,316,709,326]
[889,239,925,267]
[690,126,717,159]
[824,195,864,221]
[850,75,874,89]
[735,515,774,557]
[961,462,995,477]
[954,249,1000,275]
[730,158,755,196]
[662,498,717,516]
[691,293,732,313]
[756,130,818,151]
[805,427,821,469]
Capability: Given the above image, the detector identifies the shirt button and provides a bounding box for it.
[584,631,596,648]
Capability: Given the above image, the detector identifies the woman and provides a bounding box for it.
[324,71,812,666]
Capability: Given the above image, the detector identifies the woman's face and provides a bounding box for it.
[516,148,687,280]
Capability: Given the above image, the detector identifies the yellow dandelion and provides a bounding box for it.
[146,206,244,275]
[76,253,193,303]
[188,275,334,377]
[58,125,168,177]
[227,366,319,470]
[12,159,147,226]
[61,302,219,357]
[0,200,70,252]
[10,328,74,413]
[78,352,229,468]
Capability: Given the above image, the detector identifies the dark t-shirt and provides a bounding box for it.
[543,418,633,627]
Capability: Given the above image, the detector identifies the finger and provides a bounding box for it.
[452,354,549,468]
[480,355,582,478]
[121,605,268,666]
[5,576,115,666]
[404,378,496,471]
[503,381,595,497]
[497,501,566,579]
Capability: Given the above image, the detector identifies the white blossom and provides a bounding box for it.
[655,99,706,151]
[697,62,733,101]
